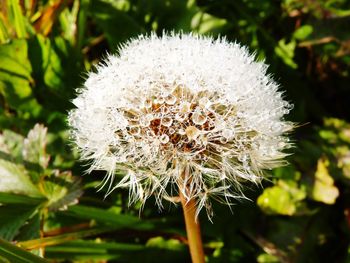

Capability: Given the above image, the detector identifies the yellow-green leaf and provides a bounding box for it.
[312,159,339,204]
[257,180,306,216]
[7,0,27,38]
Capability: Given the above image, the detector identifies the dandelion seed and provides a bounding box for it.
[68,33,293,218]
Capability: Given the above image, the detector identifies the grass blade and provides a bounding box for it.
[7,0,27,38]
[0,238,48,263]
[0,192,45,205]
[0,15,9,43]
[18,227,112,250]
[64,205,155,230]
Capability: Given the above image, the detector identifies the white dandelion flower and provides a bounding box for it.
[68,33,293,217]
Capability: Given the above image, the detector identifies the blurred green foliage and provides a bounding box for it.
[0,0,350,262]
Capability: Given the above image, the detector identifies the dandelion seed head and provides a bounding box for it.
[68,33,293,217]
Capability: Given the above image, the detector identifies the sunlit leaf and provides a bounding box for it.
[0,14,9,43]
[18,227,112,250]
[0,129,24,161]
[0,39,39,114]
[34,0,66,36]
[23,124,50,170]
[257,181,306,215]
[7,0,27,38]
[293,25,313,40]
[40,171,83,211]
[146,236,184,251]
[0,158,41,197]
[59,0,80,45]
[257,253,279,263]
[191,12,227,34]
[311,158,339,204]
[274,39,297,69]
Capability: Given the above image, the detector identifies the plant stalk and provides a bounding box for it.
[179,190,205,263]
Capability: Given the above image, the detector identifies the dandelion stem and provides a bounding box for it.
[179,190,205,263]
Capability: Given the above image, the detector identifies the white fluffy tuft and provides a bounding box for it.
[68,33,293,218]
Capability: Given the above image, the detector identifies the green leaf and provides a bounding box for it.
[40,171,83,211]
[274,39,297,69]
[0,15,9,43]
[311,159,339,204]
[257,181,306,216]
[0,192,45,205]
[28,35,82,112]
[0,204,39,241]
[0,37,31,78]
[191,12,228,34]
[163,0,199,32]
[322,118,350,144]
[0,129,24,161]
[0,39,40,115]
[76,0,90,50]
[63,205,155,230]
[16,213,41,242]
[0,124,53,196]
[46,241,140,260]
[257,253,279,263]
[293,25,313,40]
[45,240,188,262]
[0,256,10,263]
[18,227,113,250]
[7,0,27,38]
[0,238,48,263]
[90,0,142,48]
[59,1,80,45]
[0,157,41,196]
[23,124,50,170]
[146,236,184,251]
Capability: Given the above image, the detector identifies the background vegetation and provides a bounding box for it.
[1,0,350,262]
